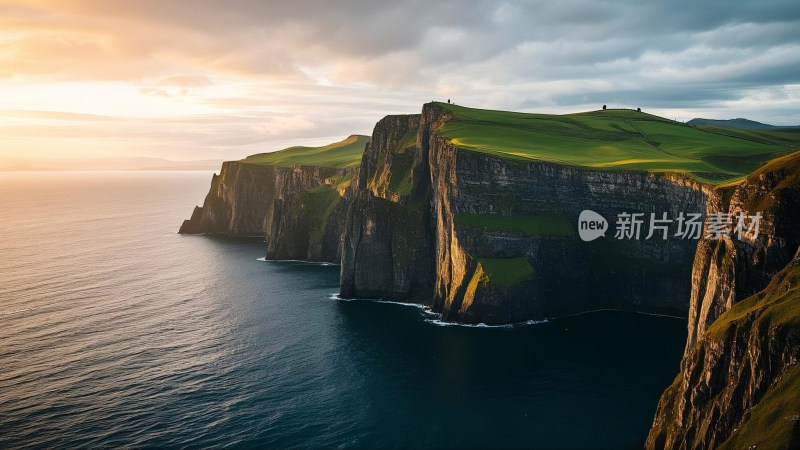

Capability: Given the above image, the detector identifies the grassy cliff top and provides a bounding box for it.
[435,103,800,185]
[241,134,369,169]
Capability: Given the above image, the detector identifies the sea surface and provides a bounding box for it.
[0,171,687,449]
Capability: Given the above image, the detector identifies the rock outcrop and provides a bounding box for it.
[179,161,278,236]
[647,151,800,449]
[179,160,359,263]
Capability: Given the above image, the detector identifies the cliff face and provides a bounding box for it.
[647,248,800,449]
[180,160,357,263]
[336,105,800,443]
[428,135,709,323]
[685,155,800,354]
[341,103,714,323]
[179,161,278,236]
[339,114,436,301]
[264,165,357,262]
[647,152,800,449]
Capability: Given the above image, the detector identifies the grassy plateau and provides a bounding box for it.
[241,135,369,169]
[436,103,800,185]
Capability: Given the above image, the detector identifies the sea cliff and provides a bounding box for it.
[647,152,800,448]
[179,138,365,263]
[339,114,436,302]
[340,104,711,323]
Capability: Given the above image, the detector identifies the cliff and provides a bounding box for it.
[685,153,800,355]
[426,109,710,323]
[179,161,278,236]
[266,169,355,262]
[339,114,436,301]
[334,105,800,442]
[341,103,725,323]
[647,152,800,449]
[178,102,800,444]
[179,136,367,263]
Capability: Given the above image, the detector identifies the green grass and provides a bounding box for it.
[299,185,341,211]
[694,125,800,148]
[741,150,800,212]
[292,185,342,243]
[325,170,358,190]
[474,256,535,287]
[385,130,418,195]
[705,258,800,341]
[241,135,369,169]
[705,257,800,449]
[719,364,800,449]
[387,149,415,195]
[454,213,574,236]
[435,103,800,185]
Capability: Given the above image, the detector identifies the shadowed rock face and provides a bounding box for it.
[647,152,800,449]
[179,162,278,237]
[339,114,436,302]
[179,160,358,263]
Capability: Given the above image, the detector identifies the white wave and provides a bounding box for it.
[424,317,549,328]
[327,293,354,302]
[425,319,512,328]
[327,292,549,328]
[327,294,428,309]
[257,258,338,266]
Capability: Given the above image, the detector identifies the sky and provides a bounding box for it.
[1,0,799,163]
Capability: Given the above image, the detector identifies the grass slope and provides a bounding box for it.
[709,255,800,449]
[241,135,369,169]
[436,103,800,184]
[474,257,535,288]
[454,213,574,236]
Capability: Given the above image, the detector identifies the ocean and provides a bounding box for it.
[0,171,686,449]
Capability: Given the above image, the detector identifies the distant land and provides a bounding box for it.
[0,157,224,172]
[687,117,800,130]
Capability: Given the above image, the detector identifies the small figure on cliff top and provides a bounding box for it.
[448,99,451,104]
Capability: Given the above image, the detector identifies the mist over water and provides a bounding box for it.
[0,171,686,448]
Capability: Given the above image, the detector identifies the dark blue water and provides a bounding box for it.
[0,171,686,449]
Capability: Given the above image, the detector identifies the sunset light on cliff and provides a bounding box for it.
[3,1,800,448]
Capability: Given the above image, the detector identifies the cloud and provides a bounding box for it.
[1,0,799,163]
